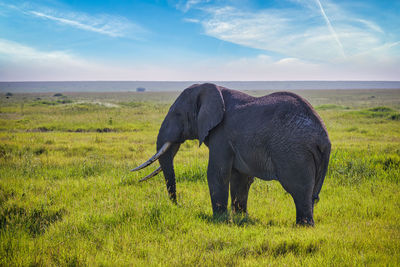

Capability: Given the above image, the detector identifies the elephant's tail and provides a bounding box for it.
[312,142,331,204]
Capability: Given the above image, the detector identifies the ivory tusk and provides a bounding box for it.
[130,142,172,172]
[139,167,162,182]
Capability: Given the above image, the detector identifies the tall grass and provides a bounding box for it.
[0,90,399,265]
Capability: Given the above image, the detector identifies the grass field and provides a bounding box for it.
[1,89,400,266]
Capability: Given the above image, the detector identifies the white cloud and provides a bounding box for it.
[1,38,399,81]
[29,11,126,37]
[1,40,74,79]
[0,39,124,81]
[177,0,211,12]
[193,1,395,64]
[0,39,77,62]
[185,54,400,81]
[0,39,201,81]
[356,19,383,34]
[183,18,200,23]
[0,2,144,38]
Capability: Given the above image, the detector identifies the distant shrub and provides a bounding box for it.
[5,92,13,97]
[351,106,399,121]
[390,113,400,121]
[53,93,63,97]
[36,100,57,106]
[57,99,72,104]
[368,106,394,112]
[96,128,114,133]
[33,99,72,105]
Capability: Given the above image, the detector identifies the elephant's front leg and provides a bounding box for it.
[230,169,254,214]
[207,143,233,216]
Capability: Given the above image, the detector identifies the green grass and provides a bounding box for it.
[1,90,400,266]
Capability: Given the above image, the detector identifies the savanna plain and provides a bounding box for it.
[0,88,399,266]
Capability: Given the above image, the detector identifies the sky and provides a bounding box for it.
[0,0,399,81]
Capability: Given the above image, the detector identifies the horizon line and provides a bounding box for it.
[1,80,400,83]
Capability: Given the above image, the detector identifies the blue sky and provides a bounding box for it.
[0,0,399,81]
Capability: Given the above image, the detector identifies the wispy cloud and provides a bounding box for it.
[0,38,75,61]
[315,0,345,58]
[183,18,200,23]
[216,53,400,80]
[0,38,102,80]
[0,39,194,81]
[0,39,134,81]
[177,0,210,12]
[356,19,383,34]
[186,0,394,63]
[1,38,399,81]
[0,1,144,38]
[29,11,127,37]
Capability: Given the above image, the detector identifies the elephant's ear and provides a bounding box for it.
[196,84,225,145]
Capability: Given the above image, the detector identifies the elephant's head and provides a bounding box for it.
[131,83,225,202]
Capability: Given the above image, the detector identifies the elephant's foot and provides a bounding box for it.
[168,192,177,204]
[231,208,247,215]
[231,202,248,214]
[296,217,314,227]
[212,210,229,222]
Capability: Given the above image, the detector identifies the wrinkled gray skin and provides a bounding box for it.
[155,83,331,226]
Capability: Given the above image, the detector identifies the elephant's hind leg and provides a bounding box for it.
[276,158,316,226]
[230,169,254,214]
[292,188,314,226]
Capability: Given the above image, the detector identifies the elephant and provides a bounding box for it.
[132,83,331,226]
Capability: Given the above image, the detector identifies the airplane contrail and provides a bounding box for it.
[316,0,346,58]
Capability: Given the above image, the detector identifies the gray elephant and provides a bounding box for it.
[132,83,331,226]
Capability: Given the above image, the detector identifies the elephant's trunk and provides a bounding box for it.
[157,142,181,203]
[130,132,181,202]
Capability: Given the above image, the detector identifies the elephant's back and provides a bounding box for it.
[260,91,327,134]
[227,91,329,153]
